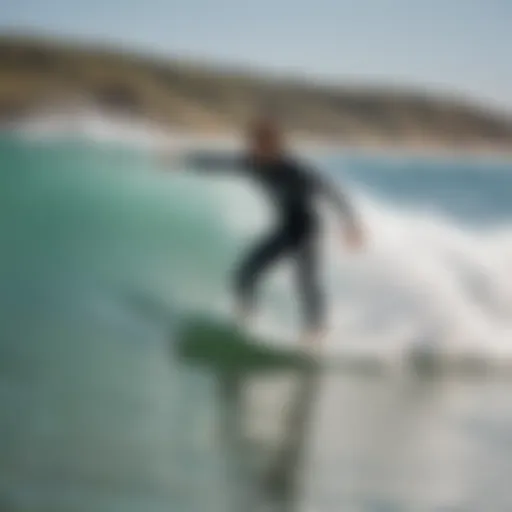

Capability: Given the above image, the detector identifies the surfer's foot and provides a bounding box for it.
[299,327,326,358]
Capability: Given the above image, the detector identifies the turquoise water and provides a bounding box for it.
[0,135,239,511]
[1,130,512,511]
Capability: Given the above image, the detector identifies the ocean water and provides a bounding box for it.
[1,116,512,512]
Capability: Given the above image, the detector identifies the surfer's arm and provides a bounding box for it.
[188,152,247,173]
[308,168,364,248]
[159,148,245,174]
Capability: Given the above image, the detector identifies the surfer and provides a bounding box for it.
[162,116,364,345]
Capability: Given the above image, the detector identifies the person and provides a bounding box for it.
[161,116,365,346]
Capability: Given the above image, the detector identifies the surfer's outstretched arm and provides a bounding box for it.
[158,148,245,174]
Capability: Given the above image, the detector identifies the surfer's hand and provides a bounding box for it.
[344,224,364,250]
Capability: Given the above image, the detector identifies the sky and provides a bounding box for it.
[1,0,511,110]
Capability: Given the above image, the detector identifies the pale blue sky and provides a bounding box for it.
[1,0,511,110]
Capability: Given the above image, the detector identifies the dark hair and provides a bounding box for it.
[248,114,281,137]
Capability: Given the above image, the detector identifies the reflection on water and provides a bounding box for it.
[302,371,512,512]
[2,295,512,512]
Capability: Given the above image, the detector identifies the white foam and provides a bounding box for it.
[15,109,170,149]
[332,198,512,359]
[6,96,248,157]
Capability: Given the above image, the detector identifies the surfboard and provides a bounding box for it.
[172,313,325,511]
[175,314,315,374]
[115,290,322,506]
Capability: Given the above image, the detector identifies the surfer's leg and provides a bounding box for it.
[234,229,291,324]
[295,234,325,346]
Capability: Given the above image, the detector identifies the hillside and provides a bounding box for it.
[1,34,512,153]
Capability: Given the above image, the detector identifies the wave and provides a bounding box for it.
[3,116,512,368]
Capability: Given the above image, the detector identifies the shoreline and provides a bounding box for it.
[3,114,512,163]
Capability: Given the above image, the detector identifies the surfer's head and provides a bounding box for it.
[247,115,285,162]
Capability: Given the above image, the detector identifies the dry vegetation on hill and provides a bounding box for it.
[1,35,511,153]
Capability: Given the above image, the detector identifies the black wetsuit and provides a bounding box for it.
[187,152,355,331]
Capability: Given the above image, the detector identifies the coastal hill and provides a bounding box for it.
[1,34,511,153]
